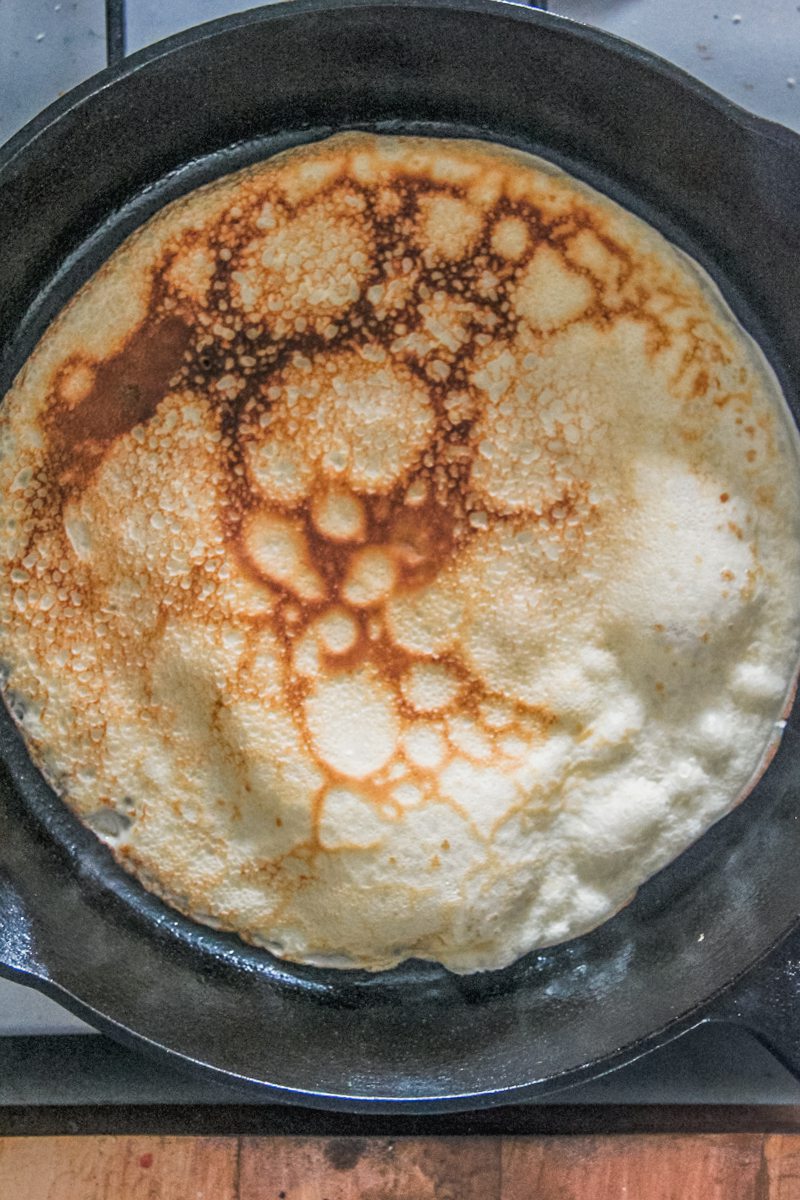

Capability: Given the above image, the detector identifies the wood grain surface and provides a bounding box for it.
[4,1135,800,1199]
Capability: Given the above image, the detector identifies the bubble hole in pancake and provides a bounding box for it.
[0,133,799,973]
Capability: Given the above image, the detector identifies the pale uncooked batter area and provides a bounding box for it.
[0,134,798,972]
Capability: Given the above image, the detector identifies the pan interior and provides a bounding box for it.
[3,125,800,982]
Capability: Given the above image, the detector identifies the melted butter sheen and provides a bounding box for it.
[1,134,799,973]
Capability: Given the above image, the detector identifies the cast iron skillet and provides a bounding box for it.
[1,0,800,1113]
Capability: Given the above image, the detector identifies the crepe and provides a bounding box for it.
[0,133,798,973]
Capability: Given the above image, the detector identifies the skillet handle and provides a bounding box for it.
[704,925,800,1082]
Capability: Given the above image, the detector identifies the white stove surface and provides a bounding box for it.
[0,0,799,1103]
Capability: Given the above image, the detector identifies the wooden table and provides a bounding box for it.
[5,1114,800,1199]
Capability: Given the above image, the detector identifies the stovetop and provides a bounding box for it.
[0,0,799,1109]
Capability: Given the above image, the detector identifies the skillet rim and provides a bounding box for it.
[1,0,800,1111]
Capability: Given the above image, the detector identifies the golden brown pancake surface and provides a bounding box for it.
[0,133,798,972]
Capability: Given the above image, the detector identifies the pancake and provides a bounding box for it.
[0,132,799,974]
